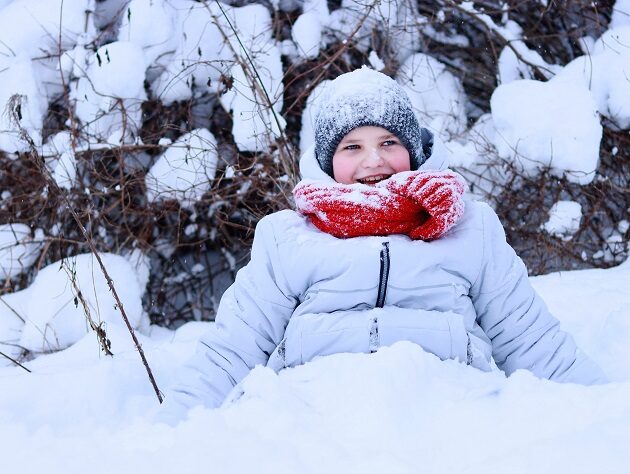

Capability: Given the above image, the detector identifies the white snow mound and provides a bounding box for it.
[145,128,218,208]
[18,253,146,353]
[541,200,582,240]
[490,78,602,184]
[0,223,42,279]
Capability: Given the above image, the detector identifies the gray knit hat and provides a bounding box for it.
[313,67,432,178]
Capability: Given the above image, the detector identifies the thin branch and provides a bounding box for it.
[7,95,163,404]
[0,349,31,373]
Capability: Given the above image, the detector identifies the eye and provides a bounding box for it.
[382,139,399,147]
[344,144,360,150]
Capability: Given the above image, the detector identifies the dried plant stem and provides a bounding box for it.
[61,260,114,356]
[0,350,31,373]
[8,96,163,403]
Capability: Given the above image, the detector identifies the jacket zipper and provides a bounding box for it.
[376,242,390,308]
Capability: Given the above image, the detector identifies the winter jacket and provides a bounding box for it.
[168,148,607,412]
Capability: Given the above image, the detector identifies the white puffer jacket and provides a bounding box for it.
[168,148,607,411]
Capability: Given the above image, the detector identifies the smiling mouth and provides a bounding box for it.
[356,174,390,185]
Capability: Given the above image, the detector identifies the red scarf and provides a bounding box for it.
[293,170,466,241]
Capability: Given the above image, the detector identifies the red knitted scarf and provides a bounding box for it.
[293,170,466,241]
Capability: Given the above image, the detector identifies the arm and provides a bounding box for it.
[470,204,607,385]
[166,216,298,413]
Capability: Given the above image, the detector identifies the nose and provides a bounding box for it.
[362,147,384,167]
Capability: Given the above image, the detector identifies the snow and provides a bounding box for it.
[611,0,630,29]
[292,12,322,60]
[148,1,229,103]
[367,50,385,71]
[397,53,468,141]
[216,3,285,152]
[43,131,77,190]
[531,261,630,382]
[302,0,330,24]
[117,0,179,72]
[0,290,26,364]
[2,0,630,470]
[552,26,630,131]
[2,229,630,473]
[145,128,218,209]
[489,78,602,185]
[70,40,147,143]
[16,252,147,354]
[144,1,285,153]
[3,257,630,472]
[0,0,92,151]
[325,0,420,64]
[542,200,583,240]
[0,223,43,279]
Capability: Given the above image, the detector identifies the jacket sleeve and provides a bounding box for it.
[470,204,607,385]
[166,216,298,413]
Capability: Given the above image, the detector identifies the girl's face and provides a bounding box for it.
[332,126,411,185]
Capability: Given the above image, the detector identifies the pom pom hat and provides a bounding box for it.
[313,66,432,178]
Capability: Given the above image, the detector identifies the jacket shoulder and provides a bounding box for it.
[257,209,319,245]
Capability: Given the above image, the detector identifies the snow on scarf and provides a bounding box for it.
[293,170,466,241]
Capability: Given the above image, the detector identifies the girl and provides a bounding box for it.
[166,67,606,415]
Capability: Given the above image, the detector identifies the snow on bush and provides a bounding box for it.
[69,41,147,143]
[216,4,285,152]
[291,12,322,60]
[117,0,179,76]
[326,0,420,64]
[145,128,218,209]
[149,1,230,103]
[397,53,468,141]
[42,131,77,190]
[144,1,284,152]
[300,0,330,23]
[541,200,583,240]
[555,26,630,131]
[0,0,92,151]
[0,58,49,153]
[489,77,602,185]
[0,223,43,279]
[17,253,147,353]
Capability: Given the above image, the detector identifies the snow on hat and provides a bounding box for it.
[313,66,432,178]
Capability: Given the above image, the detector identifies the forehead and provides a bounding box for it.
[340,126,396,141]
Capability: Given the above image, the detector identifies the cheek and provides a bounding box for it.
[332,155,357,184]
[390,149,411,172]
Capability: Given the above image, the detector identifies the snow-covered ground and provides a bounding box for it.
[1,260,630,473]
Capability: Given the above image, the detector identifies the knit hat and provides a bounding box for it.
[313,67,432,178]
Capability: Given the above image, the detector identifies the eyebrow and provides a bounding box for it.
[338,133,398,144]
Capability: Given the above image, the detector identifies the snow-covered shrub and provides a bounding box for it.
[0,0,93,152]
[69,41,147,143]
[18,253,147,353]
[489,77,602,185]
[0,0,629,351]
[397,53,468,142]
[145,128,219,209]
[542,201,583,241]
[0,224,43,279]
